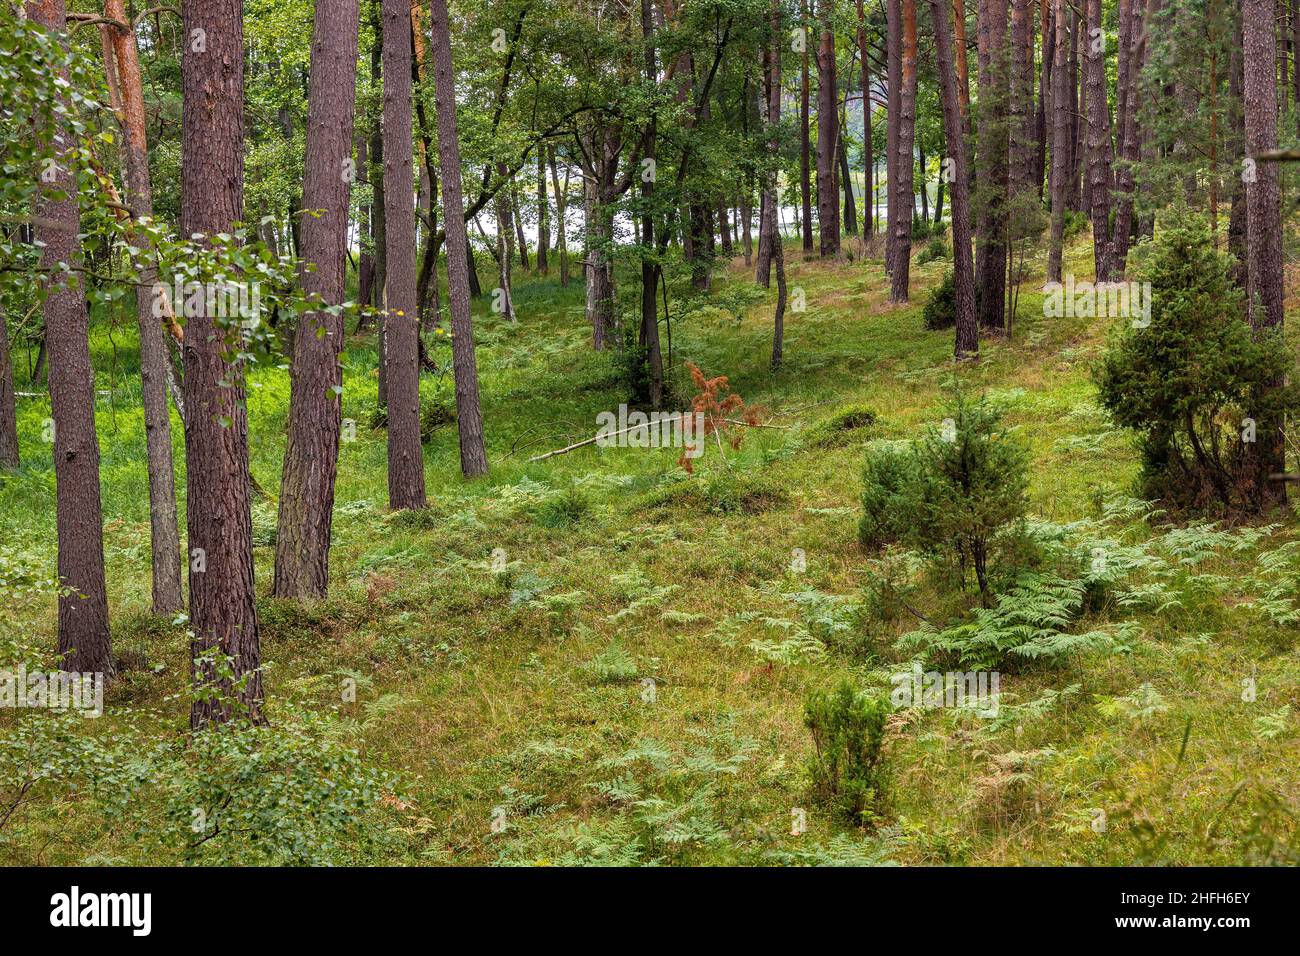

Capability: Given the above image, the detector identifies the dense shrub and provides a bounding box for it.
[1095,214,1300,513]
[858,441,918,549]
[420,392,457,441]
[922,271,957,329]
[916,234,950,265]
[860,395,1030,603]
[804,681,889,826]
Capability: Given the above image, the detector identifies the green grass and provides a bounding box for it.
[1,233,1296,866]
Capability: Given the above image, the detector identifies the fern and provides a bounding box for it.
[897,573,1123,669]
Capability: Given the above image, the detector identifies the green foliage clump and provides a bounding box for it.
[1095,214,1300,513]
[804,681,889,826]
[584,640,639,683]
[859,396,1030,602]
[858,441,918,549]
[1063,209,1089,239]
[534,486,591,528]
[922,270,957,329]
[807,404,877,448]
[916,234,951,265]
[420,393,457,440]
[0,700,396,866]
[897,572,1135,670]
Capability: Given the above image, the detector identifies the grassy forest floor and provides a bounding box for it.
[1,228,1298,866]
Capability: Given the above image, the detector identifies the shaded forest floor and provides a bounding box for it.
[1,229,1298,865]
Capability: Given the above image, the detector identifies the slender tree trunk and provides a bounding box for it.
[509,180,529,270]
[1294,0,1300,134]
[1069,10,1084,213]
[757,61,775,285]
[856,0,873,235]
[801,0,815,253]
[429,0,489,477]
[104,0,183,614]
[1244,0,1286,503]
[839,118,858,236]
[547,146,569,287]
[1228,11,1248,288]
[886,0,903,273]
[0,306,16,469]
[1245,0,1284,331]
[381,0,426,509]
[954,0,972,131]
[180,0,260,725]
[1084,0,1114,281]
[918,143,928,222]
[1047,0,1070,281]
[494,167,518,322]
[767,0,788,367]
[1035,0,1055,197]
[274,0,362,598]
[817,0,841,256]
[890,0,918,302]
[1111,0,1141,271]
[1009,0,1033,195]
[930,0,978,358]
[975,0,1009,328]
[537,150,550,275]
[357,131,374,307]
[639,0,664,408]
[32,0,112,677]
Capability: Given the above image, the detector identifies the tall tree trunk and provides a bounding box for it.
[930,0,978,358]
[0,306,16,469]
[1245,0,1286,503]
[1084,0,1114,281]
[856,0,873,235]
[1294,0,1300,134]
[817,0,840,256]
[1047,0,1069,281]
[104,0,183,614]
[368,6,389,404]
[537,150,550,275]
[886,0,903,273]
[839,117,858,236]
[547,146,569,287]
[976,0,1009,328]
[1228,10,1248,289]
[1035,0,1055,197]
[494,167,518,322]
[767,0,788,367]
[918,143,928,222]
[639,0,664,409]
[890,0,918,302]
[1009,0,1033,195]
[381,0,426,509]
[1069,9,1083,213]
[357,131,374,307]
[32,0,112,677]
[274,0,362,599]
[180,0,260,725]
[1111,0,1141,272]
[801,0,815,253]
[954,0,972,131]
[429,0,489,477]
[1245,0,1284,331]
[757,41,778,287]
